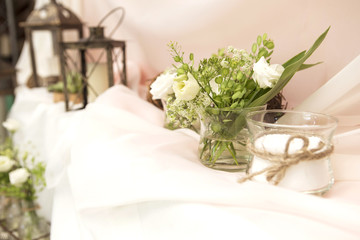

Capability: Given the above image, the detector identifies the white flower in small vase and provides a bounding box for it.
[9,168,30,186]
[0,156,16,172]
[253,56,285,88]
[150,70,177,100]
[173,73,200,101]
[2,118,20,133]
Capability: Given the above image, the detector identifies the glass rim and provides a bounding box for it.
[204,105,266,111]
[246,109,338,129]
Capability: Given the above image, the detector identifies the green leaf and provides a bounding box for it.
[230,102,238,108]
[282,51,306,68]
[258,48,268,58]
[212,142,228,163]
[299,62,323,71]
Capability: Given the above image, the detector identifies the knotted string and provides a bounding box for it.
[238,134,334,185]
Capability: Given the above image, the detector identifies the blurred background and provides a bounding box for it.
[2,0,360,134]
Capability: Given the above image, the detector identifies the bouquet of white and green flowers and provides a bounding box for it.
[0,119,46,203]
[150,27,329,171]
[0,119,49,239]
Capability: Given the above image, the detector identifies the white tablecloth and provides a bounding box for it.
[8,85,360,240]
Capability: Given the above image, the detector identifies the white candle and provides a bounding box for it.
[47,55,60,76]
[87,63,109,102]
[249,133,332,192]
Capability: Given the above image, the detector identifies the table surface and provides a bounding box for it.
[8,85,360,240]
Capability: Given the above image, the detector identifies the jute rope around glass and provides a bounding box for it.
[238,133,334,185]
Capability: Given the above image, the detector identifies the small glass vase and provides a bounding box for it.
[0,195,11,221]
[245,110,338,195]
[5,198,22,232]
[198,105,266,172]
[18,201,50,240]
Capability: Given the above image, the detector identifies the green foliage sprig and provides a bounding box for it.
[48,72,82,94]
[167,27,329,111]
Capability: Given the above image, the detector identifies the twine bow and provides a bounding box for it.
[238,134,334,185]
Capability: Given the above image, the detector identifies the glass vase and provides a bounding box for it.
[198,105,266,172]
[5,198,22,232]
[0,195,11,221]
[245,110,338,195]
[18,201,50,240]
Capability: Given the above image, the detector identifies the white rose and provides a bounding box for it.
[173,73,200,101]
[9,168,30,186]
[0,156,15,172]
[2,119,20,132]
[150,71,177,100]
[253,56,284,88]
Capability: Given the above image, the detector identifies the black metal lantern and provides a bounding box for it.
[59,10,127,111]
[0,59,17,96]
[20,0,83,87]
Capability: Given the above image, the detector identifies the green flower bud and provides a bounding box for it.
[221,68,229,76]
[252,43,257,54]
[215,76,222,84]
[205,85,211,93]
[182,63,189,70]
[177,68,185,75]
[236,72,243,80]
[257,35,262,46]
[263,33,268,40]
[189,53,194,61]
[231,72,237,80]
[265,41,274,49]
[174,56,181,62]
[211,122,222,133]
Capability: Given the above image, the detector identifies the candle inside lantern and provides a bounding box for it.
[47,55,60,77]
[87,63,109,102]
[249,133,332,193]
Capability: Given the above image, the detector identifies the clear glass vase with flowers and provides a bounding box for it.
[150,27,329,172]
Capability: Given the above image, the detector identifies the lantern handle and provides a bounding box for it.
[97,6,125,38]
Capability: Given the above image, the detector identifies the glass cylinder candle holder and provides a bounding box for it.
[244,110,338,195]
